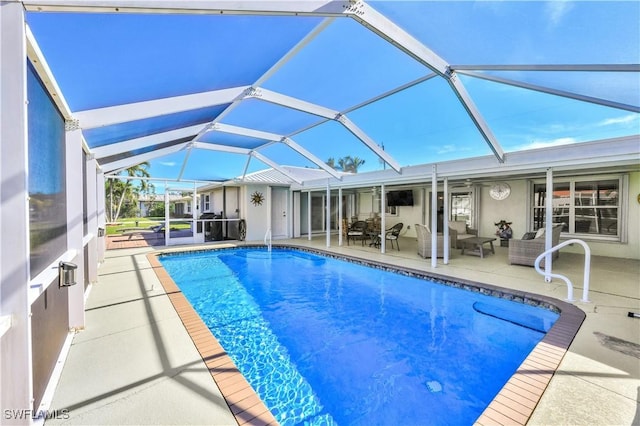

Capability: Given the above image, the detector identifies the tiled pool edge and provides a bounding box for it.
[146,253,278,426]
[148,244,586,426]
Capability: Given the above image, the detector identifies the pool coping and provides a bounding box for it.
[147,244,585,426]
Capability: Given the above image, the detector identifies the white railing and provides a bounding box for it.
[534,239,591,303]
[264,228,272,252]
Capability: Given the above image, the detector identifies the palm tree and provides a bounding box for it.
[326,156,366,173]
[344,156,365,173]
[107,162,152,222]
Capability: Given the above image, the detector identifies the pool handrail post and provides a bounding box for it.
[264,228,272,252]
[534,238,591,303]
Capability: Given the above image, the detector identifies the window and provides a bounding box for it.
[203,194,210,211]
[27,61,67,276]
[531,177,621,239]
[450,193,471,224]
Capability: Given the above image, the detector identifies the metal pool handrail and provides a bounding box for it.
[534,239,591,303]
[264,228,272,252]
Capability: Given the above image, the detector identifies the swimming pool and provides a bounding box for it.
[159,247,559,425]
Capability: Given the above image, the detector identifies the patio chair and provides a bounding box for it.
[415,224,445,258]
[382,223,403,251]
[346,220,368,246]
[449,220,477,249]
[508,223,563,267]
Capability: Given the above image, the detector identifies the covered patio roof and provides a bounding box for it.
[23,0,640,184]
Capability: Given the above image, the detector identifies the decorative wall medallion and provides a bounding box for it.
[489,182,511,201]
[251,191,265,206]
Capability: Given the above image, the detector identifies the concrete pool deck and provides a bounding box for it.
[47,236,640,425]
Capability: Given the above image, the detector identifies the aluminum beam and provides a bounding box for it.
[207,123,342,179]
[252,88,401,172]
[287,73,437,137]
[347,2,449,76]
[351,2,505,162]
[76,86,248,129]
[457,70,640,113]
[176,145,192,181]
[22,0,353,15]
[451,64,640,72]
[251,151,303,184]
[92,124,203,159]
[251,87,337,119]
[337,114,402,172]
[200,16,333,144]
[101,142,188,172]
[281,137,343,179]
[191,142,251,155]
[447,72,505,161]
[210,122,282,141]
[26,25,74,120]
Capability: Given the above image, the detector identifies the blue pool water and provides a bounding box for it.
[159,248,558,425]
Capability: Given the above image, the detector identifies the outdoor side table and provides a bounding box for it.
[460,237,497,258]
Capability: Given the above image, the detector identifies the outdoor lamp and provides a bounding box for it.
[59,261,78,288]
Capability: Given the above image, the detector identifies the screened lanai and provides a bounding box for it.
[2,1,640,424]
[22,0,640,183]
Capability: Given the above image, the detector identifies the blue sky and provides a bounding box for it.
[26,1,639,182]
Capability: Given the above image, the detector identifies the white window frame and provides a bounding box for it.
[529,174,628,243]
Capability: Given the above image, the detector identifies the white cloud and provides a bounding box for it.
[597,114,640,127]
[159,161,176,167]
[517,137,577,151]
[437,144,473,155]
[545,1,574,28]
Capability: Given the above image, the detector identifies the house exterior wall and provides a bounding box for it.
[477,173,640,260]
[243,184,270,242]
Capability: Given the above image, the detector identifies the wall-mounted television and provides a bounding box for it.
[386,190,414,206]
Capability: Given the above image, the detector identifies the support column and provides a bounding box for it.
[431,165,438,267]
[192,182,197,241]
[338,187,343,246]
[96,171,106,263]
[0,1,33,416]
[307,191,312,241]
[65,126,85,329]
[380,184,386,253]
[85,157,98,284]
[544,168,554,280]
[443,177,450,264]
[267,186,272,240]
[164,182,169,246]
[325,181,330,247]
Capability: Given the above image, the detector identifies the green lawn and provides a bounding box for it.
[106,218,192,235]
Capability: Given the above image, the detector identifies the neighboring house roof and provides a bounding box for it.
[196,166,348,191]
[138,194,185,202]
[238,166,346,185]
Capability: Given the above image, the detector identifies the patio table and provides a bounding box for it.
[459,236,497,258]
